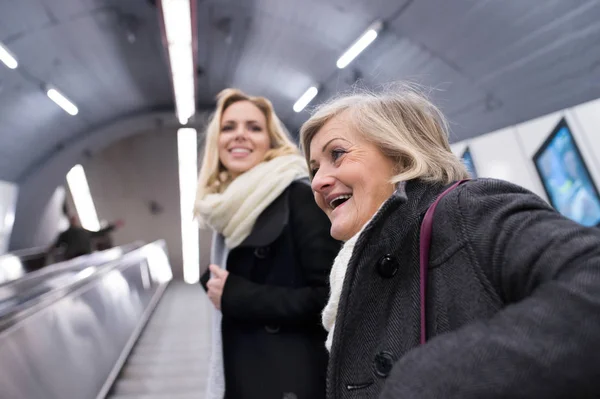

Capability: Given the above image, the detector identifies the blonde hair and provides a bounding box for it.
[196,88,299,199]
[300,83,469,185]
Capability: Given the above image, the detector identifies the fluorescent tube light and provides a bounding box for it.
[4,211,14,230]
[336,21,383,69]
[66,164,100,232]
[143,244,173,284]
[293,86,319,113]
[162,0,196,125]
[0,42,18,69]
[177,128,199,284]
[162,0,192,43]
[47,88,79,116]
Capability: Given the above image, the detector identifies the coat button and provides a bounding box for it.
[374,351,394,378]
[254,246,270,259]
[377,255,399,278]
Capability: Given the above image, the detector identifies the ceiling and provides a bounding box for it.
[1,0,600,183]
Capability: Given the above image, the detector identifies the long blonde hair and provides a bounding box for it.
[196,88,299,200]
[300,84,469,185]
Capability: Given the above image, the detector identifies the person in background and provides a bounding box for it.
[300,84,600,398]
[50,215,124,260]
[195,88,339,399]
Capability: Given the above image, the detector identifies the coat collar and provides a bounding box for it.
[328,179,449,364]
[237,184,291,248]
[360,179,447,247]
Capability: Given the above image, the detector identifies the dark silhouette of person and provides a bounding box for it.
[50,216,124,260]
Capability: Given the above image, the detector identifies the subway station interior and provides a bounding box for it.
[1,1,600,398]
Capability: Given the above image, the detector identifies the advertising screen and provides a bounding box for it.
[533,118,600,227]
[461,147,478,178]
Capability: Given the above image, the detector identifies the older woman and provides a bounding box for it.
[300,86,600,399]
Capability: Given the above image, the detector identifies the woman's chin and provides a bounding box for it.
[330,224,352,242]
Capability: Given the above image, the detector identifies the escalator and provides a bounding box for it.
[0,240,201,399]
[107,282,212,399]
[0,243,144,322]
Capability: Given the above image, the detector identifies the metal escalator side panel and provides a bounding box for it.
[0,241,172,399]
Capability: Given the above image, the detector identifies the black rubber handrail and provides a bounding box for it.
[0,240,166,333]
[0,241,144,290]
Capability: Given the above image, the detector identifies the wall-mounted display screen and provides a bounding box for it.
[461,147,478,178]
[533,118,600,227]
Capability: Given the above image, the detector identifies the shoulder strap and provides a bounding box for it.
[419,180,468,345]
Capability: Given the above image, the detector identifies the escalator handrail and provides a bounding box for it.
[0,241,145,290]
[3,246,48,259]
[0,240,167,334]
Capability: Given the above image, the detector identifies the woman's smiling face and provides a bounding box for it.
[309,114,396,241]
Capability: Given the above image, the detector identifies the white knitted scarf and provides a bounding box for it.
[322,206,382,351]
[322,231,359,351]
[195,154,309,249]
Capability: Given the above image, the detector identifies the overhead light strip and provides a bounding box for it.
[46,88,79,116]
[161,0,196,125]
[336,21,383,69]
[293,86,319,113]
[0,42,18,69]
[66,164,100,232]
[177,128,199,284]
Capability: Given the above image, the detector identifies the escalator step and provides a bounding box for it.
[122,363,208,379]
[110,394,202,399]
[108,282,212,398]
[113,376,205,395]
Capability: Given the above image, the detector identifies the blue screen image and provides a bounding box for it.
[461,149,477,178]
[535,125,600,227]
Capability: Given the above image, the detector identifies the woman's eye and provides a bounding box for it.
[221,125,234,132]
[311,167,319,177]
[331,149,346,161]
[250,125,263,132]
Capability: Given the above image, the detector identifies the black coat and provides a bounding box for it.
[52,224,116,260]
[328,178,600,399]
[220,179,340,399]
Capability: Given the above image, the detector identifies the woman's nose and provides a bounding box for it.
[311,169,335,194]
[234,126,247,139]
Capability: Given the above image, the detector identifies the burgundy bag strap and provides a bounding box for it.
[419,180,468,345]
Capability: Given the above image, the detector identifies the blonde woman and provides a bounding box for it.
[300,85,600,398]
[196,89,339,399]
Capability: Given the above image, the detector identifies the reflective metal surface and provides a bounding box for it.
[0,242,145,320]
[0,253,26,285]
[0,240,172,399]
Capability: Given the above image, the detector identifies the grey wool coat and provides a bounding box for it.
[327,178,600,399]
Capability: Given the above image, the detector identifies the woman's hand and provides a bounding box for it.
[207,264,229,310]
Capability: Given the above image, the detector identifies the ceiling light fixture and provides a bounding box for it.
[336,21,383,69]
[66,164,100,232]
[0,42,18,69]
[160,0,196,125]
[293,86,319,113]
[46,88,79,116]
[177,128,199,284]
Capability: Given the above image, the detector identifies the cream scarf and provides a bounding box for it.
[322,228,363,352]
[195,154,309,248]
[323,209,380,351]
